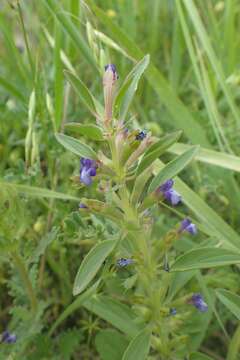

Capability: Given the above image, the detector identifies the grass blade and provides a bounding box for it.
[43,0,96,69]
[168,143,240,172]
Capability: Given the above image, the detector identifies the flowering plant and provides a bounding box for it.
[55,60,215,359]
[2,2,240,359]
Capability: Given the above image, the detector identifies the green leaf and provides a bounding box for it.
[64,71,98,116]
[196,273,229,339]
[73,240,116,295]
[216,289,240,320]
[168,143,240,172]
[131,167,152,206]
[58,329,83,360]
[166,270,196,302]
[95,329,128,360]
[227,324,240,360]
[49,280,100,335]
[171,247,240,272]
[3,182,80,201]
[82,295,142,337]
[30,227,59,263]
[137,131,182,175]
[122,329,151,360]
[190,352,214,360]
[148,145,199,193]
[114,55,150,120]
[55,133,97,159]
[65,123,104,141]
[54,20,64,132]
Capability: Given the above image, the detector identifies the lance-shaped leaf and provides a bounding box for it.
[137,130,182,175]
[122,328,151,360]
[95,329,128,360]
[73,240,116,295]
[131,166,153,206]
[190,352,214,360]
[171,247,240,272]
[65,123,104,141]
[82,199,124,225]
[227,323,240,360]
[64,71,100,116]
[216,289,240,320]
[114,55,150,120]
[82,295,142,337]
[56,133,97,159]
[148,145,199,193]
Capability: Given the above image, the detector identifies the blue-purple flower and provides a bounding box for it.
[116,258,134,268]
[79,203,87,209]
[104,64,118,80]
[1,331,17,344]
[189,293,208,312]
[136,130,147,141]
[80,158,97,186]
[157,179,181,206]
[179,218,197,235]
[169,308,177,316]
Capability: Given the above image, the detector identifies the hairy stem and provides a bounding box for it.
[12,252,37,313]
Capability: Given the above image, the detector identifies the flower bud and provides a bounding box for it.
[103,64,118,126]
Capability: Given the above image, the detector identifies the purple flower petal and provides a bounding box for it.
[187,223,197,235]
[180,218,197,235]
[80,158,97,186]
[1,331,10,342]
[79,203,87,209]
[190,293,208,312]
[89,168,97,176]
[104,64,118,80]
[5,334,17,344]
[159,179,174,192]
[164,189,181,206]
[1,331,17,344]
[104,64,117,73]
[157,179,181,205]
[116,258,134,268]
[80,169,92,186]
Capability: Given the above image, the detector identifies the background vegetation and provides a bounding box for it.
[1,0,240,359]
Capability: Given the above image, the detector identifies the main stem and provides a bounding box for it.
[110,134,157,318]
